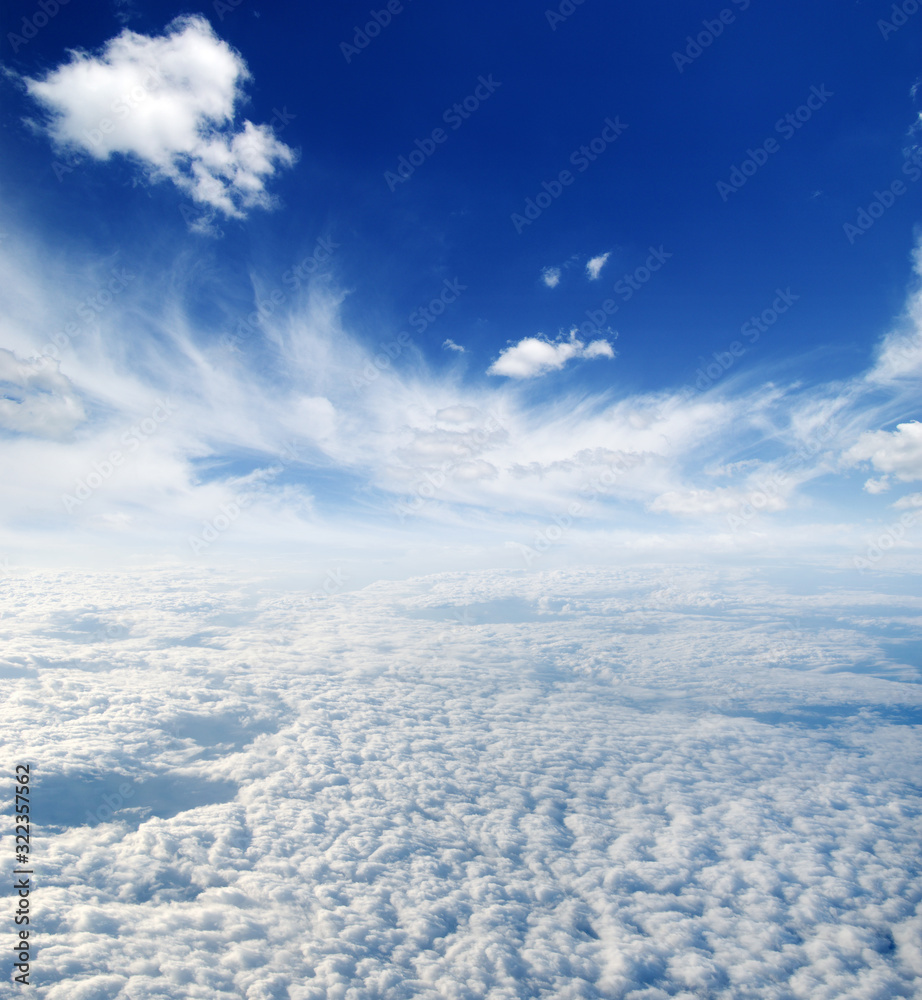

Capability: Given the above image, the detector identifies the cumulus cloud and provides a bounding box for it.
[586,252,610,280]
[24,15,296,218]
[487,331,615,378]
[3,565,921,998]
[846,421,922,482]
[442,338,466,352]
[541,266,561,288]
[864,476,891,494]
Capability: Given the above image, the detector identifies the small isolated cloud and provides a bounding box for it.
[24,15,296,218]
[586,252,610,280]
[541,267,561,289]
[442,339,466,353]
[846,421,922,482]
[487,331,614,379]
[864,476,891,494]
[893,491,922,509]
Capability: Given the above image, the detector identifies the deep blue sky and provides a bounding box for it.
[4,0,921,387]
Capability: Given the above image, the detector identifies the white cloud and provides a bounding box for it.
[0,349,85,439]
[867,251,922,382]
[24,15,296,218]
[541,266,561,288]
[846,421,922,482]
[649,480,788,516]
[442,338,466,352]
[436,406,482,424]
[864,476,891,494]
[4,565,922,998]
[586,252,610,280]
[892,491,922,509]
[487,331,615,378]
[3,216,922,570]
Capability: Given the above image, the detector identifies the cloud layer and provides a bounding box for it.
[24,16,296,218]
[2,564,920,998]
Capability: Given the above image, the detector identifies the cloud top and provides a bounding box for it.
[25,15,296,218]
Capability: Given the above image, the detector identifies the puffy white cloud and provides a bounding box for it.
[487,332,615,378]
[24,15,296,218]
[846,421,922,482]
[442,338,466,353]
[3,565,921,998]
[864,476,891,494]
[586,252,610,280]
[541,266,561,288]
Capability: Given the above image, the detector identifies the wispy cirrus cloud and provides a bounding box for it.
[0,215,920,571]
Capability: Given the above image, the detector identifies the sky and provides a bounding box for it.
[2,6,922,997]
[0,0,920,579]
